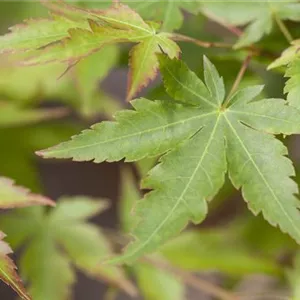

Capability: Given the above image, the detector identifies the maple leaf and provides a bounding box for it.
[200,0,300,48]
[0,196,136,300]
[0,232,31,300]
[0,178,54,299]
[38,54,300,263]
[268,40,300,110]
[0,2,180,100]
[0,176,54,208]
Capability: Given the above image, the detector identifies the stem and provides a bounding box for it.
[201,8,243,37]
[170,33,233,49]
[274,13,293,43]
[104,287,118,300]
[145,257,239,300]
[224,54,253,107]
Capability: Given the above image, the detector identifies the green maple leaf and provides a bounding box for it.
[268,41,300,110]
[0,197,136,300]
[0,2,180,100]
[38,55,300,263]
[201,0,300,48]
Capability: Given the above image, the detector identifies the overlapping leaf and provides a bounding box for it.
[0,176,54,208]
[0,178,55,299]
[0,45,119,117]
[0,13,88,53]
[200,0,300,48]
[85,0,202,32]
[119,168,185,300]
[135,262,184,300]
[268,40,300,110]
[0,2,180,100]
[0,197,136,300]
[39,54,300,263]
[73,45,120,116]
[161,230,280,276]
[119,166,279,300]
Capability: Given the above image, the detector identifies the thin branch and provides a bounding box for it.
[144,257,239,300]
[273,13,293,43]
[170,33,233,49]
[201,8,243,37]
[170,34,277,61]
[224,54,253,107]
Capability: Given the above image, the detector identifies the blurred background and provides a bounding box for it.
[0,1,300,299]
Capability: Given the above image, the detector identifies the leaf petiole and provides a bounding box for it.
[224,54,253,107]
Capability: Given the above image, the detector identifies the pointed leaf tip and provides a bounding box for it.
[0,177,55,208]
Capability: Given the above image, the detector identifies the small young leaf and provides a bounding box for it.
[0,232,31,300]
